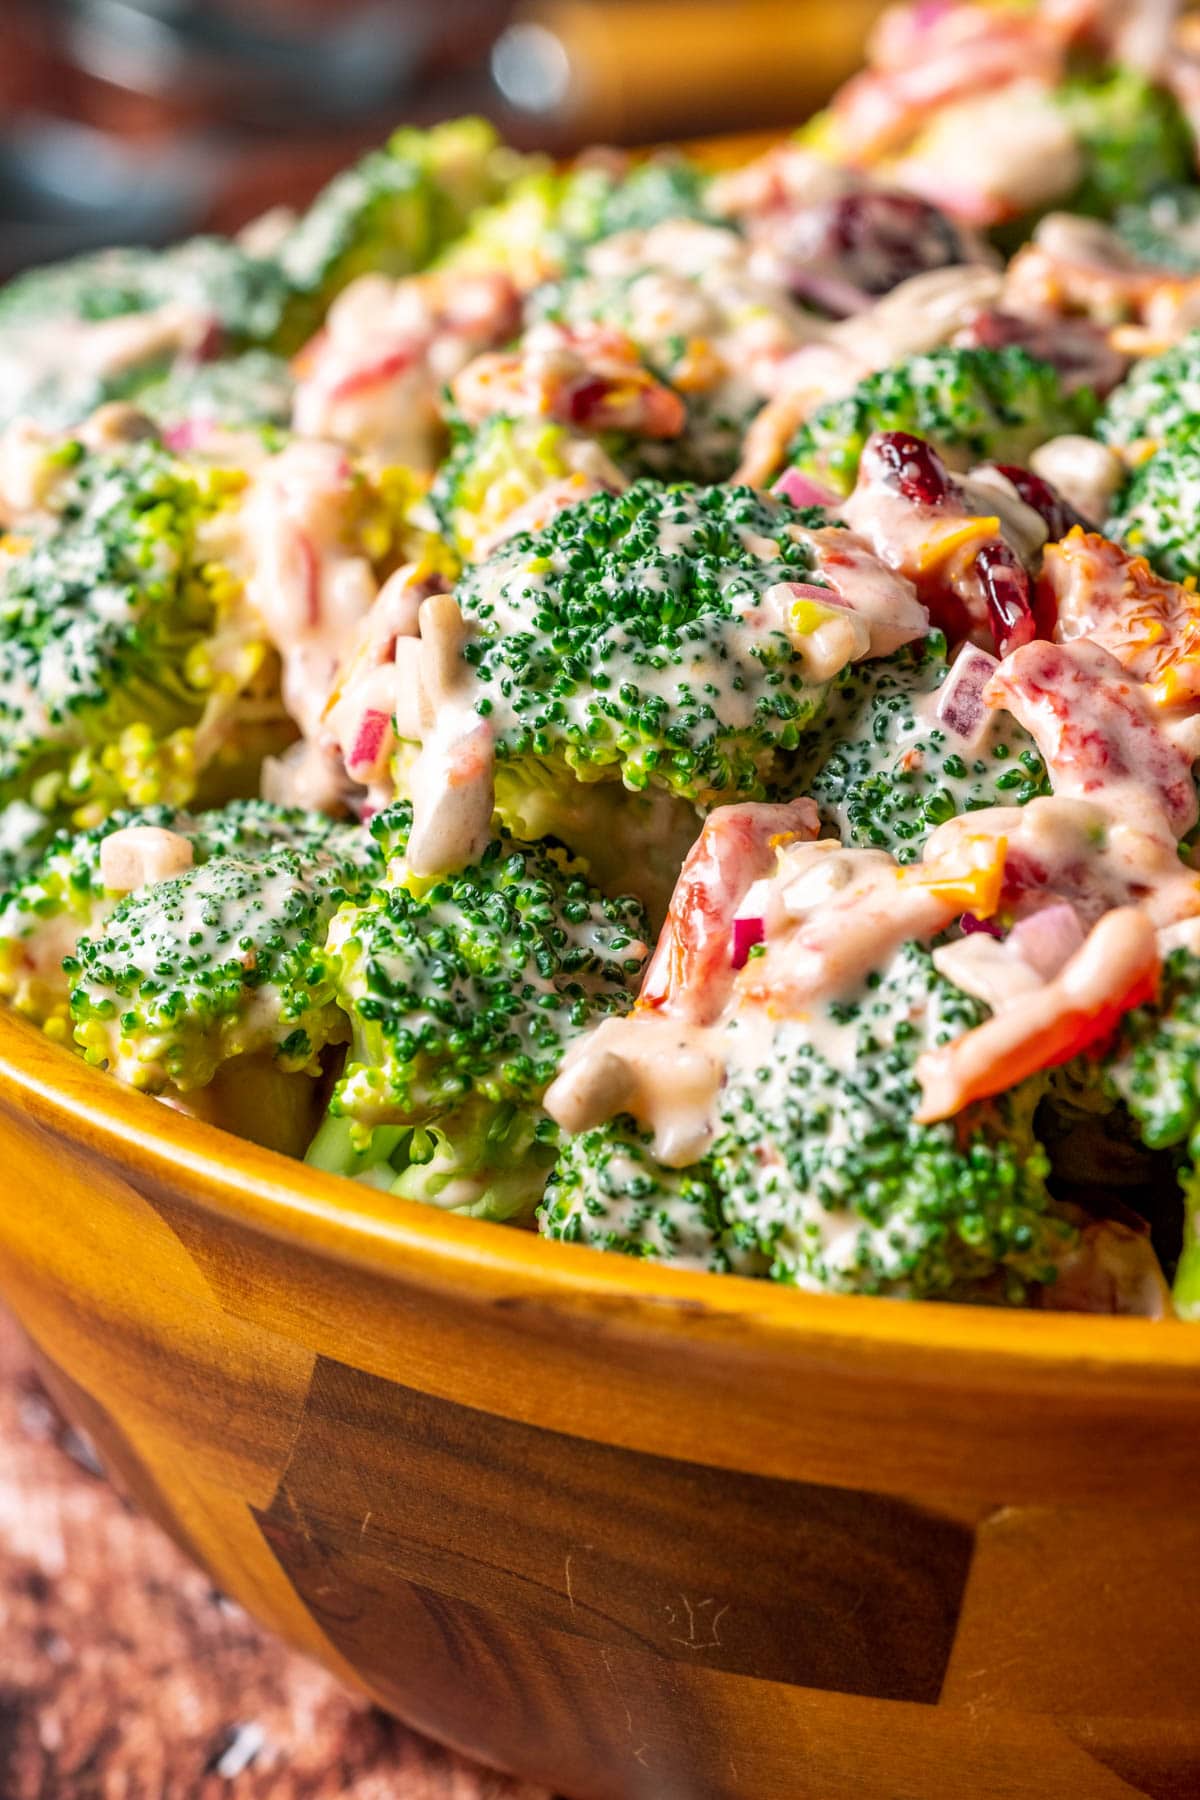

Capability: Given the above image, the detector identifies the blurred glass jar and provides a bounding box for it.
[56,0,512,130]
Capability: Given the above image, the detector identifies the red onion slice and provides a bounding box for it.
[936,646,999,744]
[731,877,771,969]
[1010,903,1085,981]
[959,911,1005,939]
[773,467,841,510]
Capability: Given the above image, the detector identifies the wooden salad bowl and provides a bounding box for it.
[1,1009,1199,1798]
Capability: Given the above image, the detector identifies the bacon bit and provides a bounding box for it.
[327,344,417,403]
[346,708,394,783]
[986,637,1199,839]
[453,323,685,441]
[640,799,819,1025]
[915,906,1158,1121]
[1043,530,1200,707]
[296,529,321,628]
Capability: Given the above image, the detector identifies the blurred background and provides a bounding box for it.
[0,0,884,276]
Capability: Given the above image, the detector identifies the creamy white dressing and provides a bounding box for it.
[1030,435,1125,524]
[238,440,381,742]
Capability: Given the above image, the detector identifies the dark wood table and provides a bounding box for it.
[0,1306,556,1799]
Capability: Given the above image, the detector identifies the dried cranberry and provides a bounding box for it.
[865,431,952,506]
[989,464,1087,542]
[564,376,615,426]
[974,540,1036,657]
[784,192,964,309]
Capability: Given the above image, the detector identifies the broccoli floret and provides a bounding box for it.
[539,1116,762,1273]
[1114,186,1200,274]
[556,155,714,247]
[712,944,1067,1297]
[430,415,603,563]
[137,350,295,435]
[1108,949,1200,1152]
[1100,339,1200,575]
[1099,329,1200,452]
[277,118,524,324]
[544,941,1071,1298]
[797,633,1049,861]
[66,805,382,1093]
[0,439,280,831]
[0,238,293,430]
[1105,947,1200,1314]
[0,800,55,893]
[1104,438,1200,582]
[306,801,648,1221]
[439,152,714,287]
[787,346,1095,496]
[449,480,837,823]
[0,237,290,340]
[1055,67,1195,222]
[0,798,367,1033]
[0,802,187,1027]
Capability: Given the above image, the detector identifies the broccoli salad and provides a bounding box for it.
[10,2,1200,1316]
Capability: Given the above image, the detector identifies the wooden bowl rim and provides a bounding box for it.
[5,1006,1200,1395]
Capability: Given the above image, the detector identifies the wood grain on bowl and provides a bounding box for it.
[0,1306,549,1800]
[1,1006,1199,1799]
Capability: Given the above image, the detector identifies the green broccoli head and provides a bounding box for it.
[448,480,840,829]
[787,346,1096,497]
[306,800,649,1220]
[545,941,1073,1300]
[555,155,714,248]
[0,238,293,430]
[1055,67,1195,222]
[430,414,611,563]
[1107,948,1200,1153]
[1104,439,1200,582]
[539,1115,762,1274]
[0,801,188,1027]
[277,118,524,323]
[798,633,1049,862]
[0,798,369,1034]
[1113,186,1200,275]
[66,803,382,1094]
[439,152,714,287]
[0,438,280,831]
[1105,947,1200,1315]
[0,801,56,894]
[0,237,291,341]
[137,350,295,436]
[710,942,1068,1297]
[1099,329,1200,453]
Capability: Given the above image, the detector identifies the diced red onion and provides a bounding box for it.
[959,911,1005,940]
[784,580,845,607]
[772,467,841,510]
[731,915,764,969]
[731,877,771,969]
[162,420,207,454]
[936,646,1000,745]
[1010,903,1085,981]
